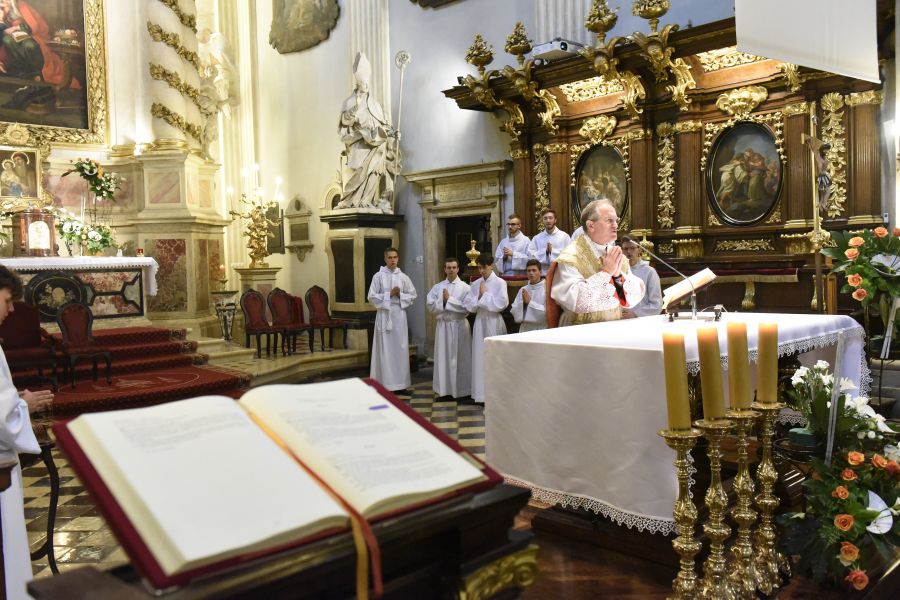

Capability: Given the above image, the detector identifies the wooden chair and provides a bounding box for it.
[267,288,313,355]
[304,286,348,351]
[56,302,112,389]
[0,300,59,391]
[545,261,562,328]
[240,290,281,358]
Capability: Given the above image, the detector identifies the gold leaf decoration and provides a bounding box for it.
[696,47,764,72]
[533,144,549,232]
[579,115,617,144]
[558,76,625,102]
[715,86,768,119]
[714,239,774,252]
[655,124,675,229]
[150,103,203,141]
[819,93,847,218]
[147,21,201,71]
[158,0,197,32]
[845,90,883,107]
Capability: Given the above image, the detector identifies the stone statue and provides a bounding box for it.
[197,29,239,156]
[337,52,400,213]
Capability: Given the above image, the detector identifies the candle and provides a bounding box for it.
[80,195,85,223]
[757,322,779,403]
[697,326,725,420]
[726,322,751,410]
[662,332,691,430]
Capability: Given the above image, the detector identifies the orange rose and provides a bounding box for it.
[831,485,850,500]
[845,248,859,260]
[847,451,865,466]
[841,468,858,481]
[886,460,900,475]
[834,513,855,531]
[845,569,869,591]
[873,227,888,238]
[894,227,900,237]
[848,236,865,247]
[852,288,868,301]
[840,541,860,564]
[846,273,863,287]
[872,454,888,469]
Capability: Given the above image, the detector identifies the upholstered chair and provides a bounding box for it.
[56,302,112,389]
[304,286,348,351]
[267,288,313,356]
[0,300,58,391]
[239,289,281,358]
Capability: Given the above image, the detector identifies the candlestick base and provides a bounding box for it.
[725,409,760,600]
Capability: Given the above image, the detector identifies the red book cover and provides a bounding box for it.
[52,379,502,591]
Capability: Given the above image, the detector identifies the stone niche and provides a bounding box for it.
[405,161,509,357]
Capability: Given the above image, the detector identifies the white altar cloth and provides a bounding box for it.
[0,257,160,296]
[484,312,868,535]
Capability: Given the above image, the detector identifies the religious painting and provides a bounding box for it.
[269,0,340,54]
[706,121,783,226]
[0,145,40,205]
[572,145,628,224]
[0,0,107,145]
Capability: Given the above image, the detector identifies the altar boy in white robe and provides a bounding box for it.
[426,258,472,400]
[464,254,508,404]
[530,209,571,274]
[494,214,534,276]
[368,248,417,391]
[0,265,53,600]
[510,259,547,332]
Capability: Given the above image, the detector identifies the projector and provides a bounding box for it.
[533,38,585,61]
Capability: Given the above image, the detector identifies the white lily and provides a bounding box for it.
[866,491,893,534]
[815,359,830,370]
[839,377,857,392]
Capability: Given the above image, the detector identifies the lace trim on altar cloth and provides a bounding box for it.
[777,407,807,426]
[502,475,676,536]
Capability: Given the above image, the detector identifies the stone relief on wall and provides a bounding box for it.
[269,0,340,54]
[197,29,239,155]
[336,53,400,214]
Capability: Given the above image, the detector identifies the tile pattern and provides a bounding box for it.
[23,367,484,579]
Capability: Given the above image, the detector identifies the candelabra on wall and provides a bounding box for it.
[228,166,284,269]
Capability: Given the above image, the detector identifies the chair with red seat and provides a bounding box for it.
[304,285,348,351]
[56,302,112,389]
[240,289,281,358]
[0,300,58,391]
[267,288,313,355]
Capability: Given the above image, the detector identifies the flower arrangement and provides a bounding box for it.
[778,450,900,592]
[54,208,115,254]
[62,158,123,201]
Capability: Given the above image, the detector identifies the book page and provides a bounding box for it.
[662,267,716,309]
[68,396,348,575]
[240,379,487,517]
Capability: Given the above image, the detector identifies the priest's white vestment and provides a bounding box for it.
[464,272,508,403]
[368,266,417,391]
[494,233,534,276]
[510,280,547,332]
[530,228,572,274]
[426,278,472,398]
[0,348,38,600]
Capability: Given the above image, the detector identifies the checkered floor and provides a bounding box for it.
[23,368,485,578]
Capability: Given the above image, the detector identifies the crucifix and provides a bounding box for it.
[802,125,832,313]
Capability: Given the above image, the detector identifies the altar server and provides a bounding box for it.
[464,254,508,404]
[551,200,644,326]
[530,209,571,274]
[494,213,534,276]
[620,236,663,317]
[0,265,52,600]
[368,247,417,391]
[571,225,584,241]
[426,257,472,399]
[510,259,547,332]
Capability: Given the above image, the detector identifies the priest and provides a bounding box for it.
[425,257,472,400]
[550,200,644,326]
[530,209,571,274]
[493,213,534,276]
[464,254,508,404]
[510,259,547,332]
[368,247,417,391]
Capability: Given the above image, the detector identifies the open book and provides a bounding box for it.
[54,378,497,590]
[661,267,717,310]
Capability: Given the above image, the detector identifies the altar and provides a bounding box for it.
[484,312,868,535]
[0,257,159,322]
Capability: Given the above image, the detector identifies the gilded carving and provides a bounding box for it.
[580,115,617,144]
[846,90,884,107]
[505,21,532,65]
[783,102,810,117]
[674,121,702,133]
[655,124,675,228]
[765,206,782,224]
[509,148,529,160]
[466,34,494,76]
[536,89,561,135]
[658,242,674,254]
[158,0,197,32]
[713,239,774,252]
[665,58,696,112]
[819,93,847,218]
[149,64,211,116]
[147,22,202,71]
[498,100,525,138]
[545,143,568,154]
[150,103,203,141]
[708,213,722,227]
[619,70,647,119]
[533,145,549,231]
[778,63,801,93]
[458,544,538,600]
[673,238,703,259]
[696,47,764,72]
[715,86,768,119]
[558,76,624,102]
[780,232,812,255]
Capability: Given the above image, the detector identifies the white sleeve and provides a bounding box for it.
[367,274,391,310]
[399,275,417,309]
[479,279,509,312]
[510,288,525,323]
[444,284,469,314]
[635,270,663,316]
[426,284,443,314]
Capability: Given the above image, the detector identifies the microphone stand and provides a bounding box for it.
[638,244,698,320]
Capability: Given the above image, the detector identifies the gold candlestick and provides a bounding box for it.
[696,418,735,600]
[659,427,703,599]
[751,401,790,594]
[725,409,760,600]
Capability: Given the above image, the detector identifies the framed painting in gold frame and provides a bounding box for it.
[0,0,107,147]
[0,144,42,210]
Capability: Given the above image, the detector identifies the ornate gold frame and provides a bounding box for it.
[0,145,45,212]
[0,0,108,148]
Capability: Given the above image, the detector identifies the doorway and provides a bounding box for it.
[444,216,491,263]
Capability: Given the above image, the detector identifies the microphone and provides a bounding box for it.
[634,242,699,320]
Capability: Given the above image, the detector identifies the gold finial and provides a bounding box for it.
[466,34,494,76]
[505,22,532,66]
[632,0,670,33]
[585,0,618,43]
[466,239,480,267]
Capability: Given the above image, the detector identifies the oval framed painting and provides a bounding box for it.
[572,145,628,225]
[705,122,783,226]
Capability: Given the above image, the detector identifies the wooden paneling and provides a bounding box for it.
[675,131,702,229]
[629,136,654,231]
[784,113,813,223]
[849,103,881,218]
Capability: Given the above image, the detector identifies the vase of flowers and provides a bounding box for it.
[59,159,122,255]
[62,158,123,200]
